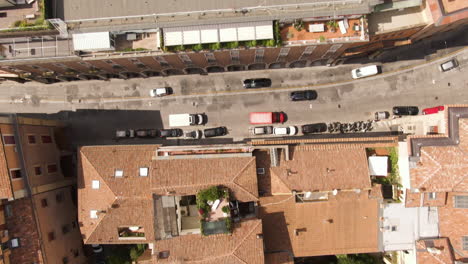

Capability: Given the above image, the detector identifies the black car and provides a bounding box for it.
[290,90,318,101]
[243,78,272,89]
[159,129,183,138]
[135,129,158,138]
[302,123,327,134]
[392,106,419,116]
[204,127,228,138]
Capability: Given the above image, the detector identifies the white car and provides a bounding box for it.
[273,126,297,136]
[149,87,172,97]
[439,59,458,72]
[351,65,379,79]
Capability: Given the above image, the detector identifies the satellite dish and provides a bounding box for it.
[332,189,338,196]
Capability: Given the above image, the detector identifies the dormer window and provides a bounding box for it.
[139,167,148,177]
[115,169,123,178]
[90,210,98,219]
[92,180,100,189]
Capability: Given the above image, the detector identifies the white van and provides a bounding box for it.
[169,114,206,127]
[351,65,379,79]
[149,87,172,97]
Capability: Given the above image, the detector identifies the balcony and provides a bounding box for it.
[280,17,369,46]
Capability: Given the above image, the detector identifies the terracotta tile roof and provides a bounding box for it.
[264,252,294,264]
[416,238,455,264]
[153,219,264,263]
[438,192,468,261]
[405,190,447,207]
[270,145,371,192]
[259,191,380,257]
[78,145,259,244]
[0,138,13,199]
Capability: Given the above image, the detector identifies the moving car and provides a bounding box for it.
[351,65,379,79]
[92,244,103,253]
[149,87,172,97]
[392,106,419,116]
[249,112,285,124]
[302,123,327,134]
[243,78,272,89]
[159,129,183,138]
[115,129,135,138]
[439,59,458,72]
[135,129,158,138]
[422,106,444,115]
[204,127,228,138]
[250,126,273,135]
[374,111,390,120]
[290,90,318,101]
[185,130,202,139]
[273,126,297,136]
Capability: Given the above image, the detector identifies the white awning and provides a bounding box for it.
[72,32,113,51]
[368,156,388,176]
[164,21,273,46]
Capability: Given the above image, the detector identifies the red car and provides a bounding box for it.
[422,106,444,115]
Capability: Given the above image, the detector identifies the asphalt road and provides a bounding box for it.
[3,46,468,145]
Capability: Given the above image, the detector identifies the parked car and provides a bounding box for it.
[115,129,135,138]
[159,128,183,138]
[185,130,202,139]
[392,106,419,116]
[92,244,103,253]
[290,90,318,101]
[351,65,380,79]
[374,111,390,120]
[250,126,273,135]
[149,87,172,97]
[135,129,158,138]
[273,126,297,136]
[302,123,327,134]
[439,59,458,72]
[422,106,444,115]
[243,78,272,89]
[204,127,228,138]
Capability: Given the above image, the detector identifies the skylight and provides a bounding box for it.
[115,169,123,177]
[92,180,100,189]
[90,210,98,219]
[139,167,148,177]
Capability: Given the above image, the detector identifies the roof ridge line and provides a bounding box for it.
[231,220,262,258]
[231,157,256,183]
[80,151,117,243]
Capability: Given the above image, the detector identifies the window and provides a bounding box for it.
[62,224,70,234]
[115,169,123,177]
[139,167,148,177]
[10,169,22,179]
[91,180,100,189]
[34,166,42,176]
[56,192,64,203]
[428,192,437,200]
[27,135,36,144]
[47,164,58,174]
[9,238,19,248]
[41,135,52,144]
[41,199,48,208]
[4,204,12,217]
[158,251,170,259]
[47,231,55,241]
[2,135,15,145]
[257,168,265,175]
[454,195,468,208]
[463,236,468,250]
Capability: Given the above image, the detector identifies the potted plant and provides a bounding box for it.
[319,35,326,43]
[293,19,304,31]
[326,20,338,33]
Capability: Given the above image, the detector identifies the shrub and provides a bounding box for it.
[174,45,185,52]
[319,35,326,42]
[274,20,282,46]
[245,40,257,48]
[222,206,229,213]
[208,42,221,50]
[326,20,339,31]
[223,41,239,49]
[192,43,203,51]
[225,218,232,233]
[293,19,304,31]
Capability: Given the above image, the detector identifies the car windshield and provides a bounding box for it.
[355,69,363,77]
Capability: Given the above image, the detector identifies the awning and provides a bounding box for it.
[72,32,113,51]
[164,21,273,46]
[368,156,388,176]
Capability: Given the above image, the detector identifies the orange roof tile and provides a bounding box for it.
[409,118,468,192]
[270,145,371,192]
[153,219,264,263]
[416,238,455,264]
[259,191,380,257]
[78,145,259,245]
